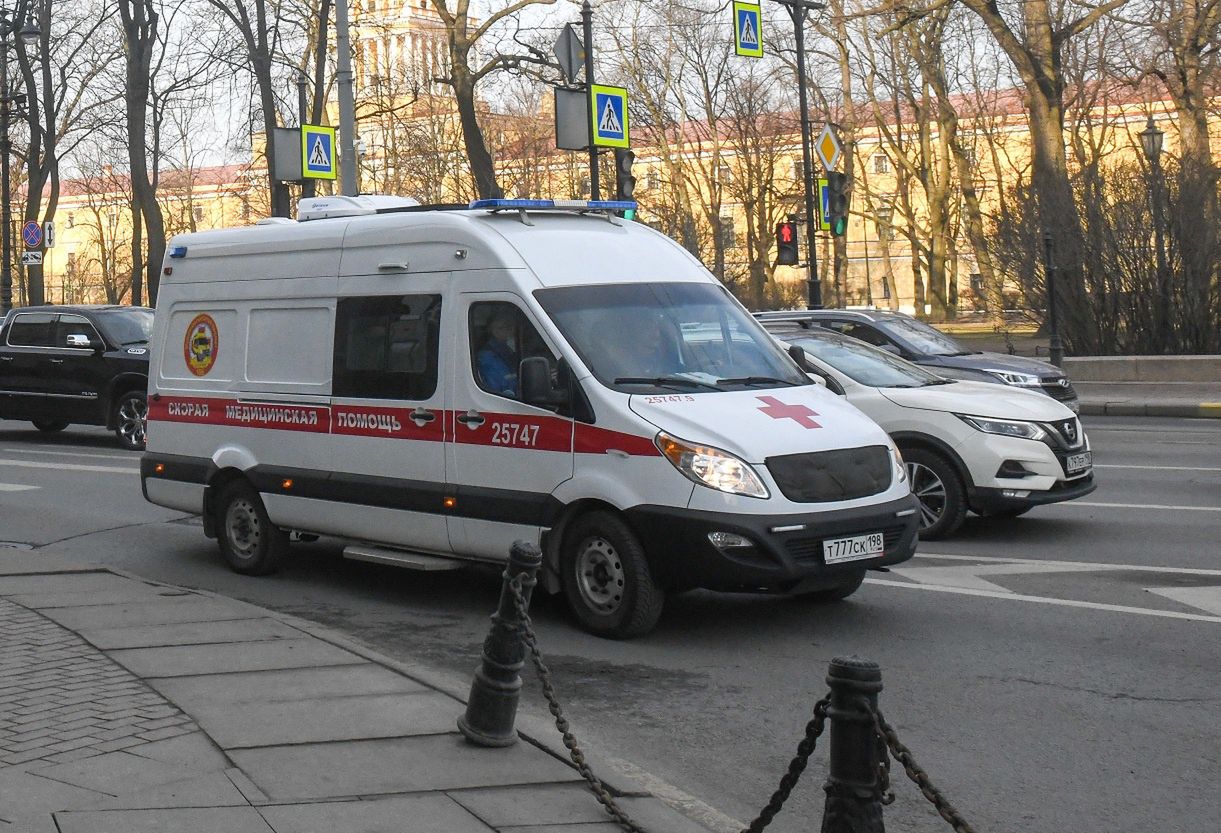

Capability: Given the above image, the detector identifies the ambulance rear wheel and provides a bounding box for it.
[561,511,663,639]
[216,481,287,576]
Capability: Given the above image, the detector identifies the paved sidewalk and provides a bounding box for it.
[1075,381,1221,418]
[0,550,712,833]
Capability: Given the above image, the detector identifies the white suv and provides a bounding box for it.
[776,329,1095,539]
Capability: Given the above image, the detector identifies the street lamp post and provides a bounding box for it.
[1138,115,1169,339]
[0,11,38,315]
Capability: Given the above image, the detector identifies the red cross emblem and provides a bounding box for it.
[756,395,821,429]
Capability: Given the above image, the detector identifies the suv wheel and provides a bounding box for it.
[561,511,664,639]
[903,447,967,540]
[215,481,287,575]
[114,391,148,451]
[32,420,68,433]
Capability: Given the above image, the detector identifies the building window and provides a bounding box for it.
[718,163,733,185]
[875,205,894,242]
[719,216,736,249]
[67,212,74,228]
[792,158,803,183]
[646,169,660,190]
[873,154,889,174]
[193,206,204,223]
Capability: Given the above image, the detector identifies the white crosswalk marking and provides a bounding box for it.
[0,483,38,491]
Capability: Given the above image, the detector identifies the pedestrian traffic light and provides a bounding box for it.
[825,171,850,237]
[776,221,799,265]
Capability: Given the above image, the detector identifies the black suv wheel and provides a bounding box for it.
[114,391,148,451]
[32,420,68,433]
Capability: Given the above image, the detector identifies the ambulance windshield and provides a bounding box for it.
[535,283,809,394]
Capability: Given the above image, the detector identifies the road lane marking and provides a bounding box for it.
[0,483,38,492]
[865,578,1221,624]
[890,561,1102,594]
[2,447,135,461]
[1071,501,1221,512]
[1146,587,1221,616]
[916,553,1221,576]
[1093,464,1221,472]
[0,458,138,475]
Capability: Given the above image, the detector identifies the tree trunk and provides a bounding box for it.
[451,66,499,199]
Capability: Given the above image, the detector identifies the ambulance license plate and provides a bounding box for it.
[1065,451,1092,476]
[823,532,885,564]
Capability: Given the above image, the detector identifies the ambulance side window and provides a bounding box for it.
[333,295,441,400]
[469,302,553,402]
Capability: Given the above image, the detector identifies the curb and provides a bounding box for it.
[1079,401,1221,418]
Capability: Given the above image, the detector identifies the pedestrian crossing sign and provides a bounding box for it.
[301,124,337,180]
[589,84,629,148]
[734,2,763,58]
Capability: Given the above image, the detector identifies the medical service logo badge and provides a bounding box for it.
[184,314,219,376]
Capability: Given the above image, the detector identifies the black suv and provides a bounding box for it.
[755,309,1079,412]
[0,305,153,450]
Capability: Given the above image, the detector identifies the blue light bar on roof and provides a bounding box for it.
[468,198,639,212]
[469,199,556,210]
[168,246,188,259]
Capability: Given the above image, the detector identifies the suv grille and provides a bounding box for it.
[1047,417,1084,449]
[766,445,892,503]
[1040,377,1077,402]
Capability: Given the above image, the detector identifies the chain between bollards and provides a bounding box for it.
[460,558,978,833]
[457,540,542,747]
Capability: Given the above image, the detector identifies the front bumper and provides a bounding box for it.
[970,472,1097,514]
[625,494,919,592]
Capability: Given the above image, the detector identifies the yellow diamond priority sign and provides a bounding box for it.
[815,123,842,171]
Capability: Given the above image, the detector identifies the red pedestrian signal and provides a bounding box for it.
[776,222,799,265]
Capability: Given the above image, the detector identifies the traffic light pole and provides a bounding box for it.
[778,0,825,309]
[581,1,599,201]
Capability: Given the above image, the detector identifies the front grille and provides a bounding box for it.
[784,525,907,565]
[1040,378,1077,402]
[1046,417,1084,449]
[766,445,892,503]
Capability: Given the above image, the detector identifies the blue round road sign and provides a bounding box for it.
[22,221,42,248]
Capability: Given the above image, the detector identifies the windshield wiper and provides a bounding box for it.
[614,376,722,391]
[717,376,801,388]
[921,379,956,386]
[121,339,149,346]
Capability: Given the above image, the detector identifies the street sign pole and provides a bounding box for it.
[581,1,599,201]
[777,0,826,309]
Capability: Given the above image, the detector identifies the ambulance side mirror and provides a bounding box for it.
[521,356,567,410]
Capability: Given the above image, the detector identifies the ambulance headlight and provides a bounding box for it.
[888,442,907,484]
[656,432,769,499]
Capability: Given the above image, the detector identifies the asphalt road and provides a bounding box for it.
[1,415,1218,833]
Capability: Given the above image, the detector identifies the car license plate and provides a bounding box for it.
[823,532,885,564]
[1065,451,1092,476]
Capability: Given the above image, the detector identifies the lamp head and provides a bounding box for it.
[18,19,39,46]
[1138,115,1164,162]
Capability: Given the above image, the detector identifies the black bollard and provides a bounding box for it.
[820,656,886,833]
[457,540,543,747]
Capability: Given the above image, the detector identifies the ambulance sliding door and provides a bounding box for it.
[326,275,452,554]
[446,291,575,559]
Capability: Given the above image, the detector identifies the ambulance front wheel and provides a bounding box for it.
[215,481,288,576]
[561,511,664,639]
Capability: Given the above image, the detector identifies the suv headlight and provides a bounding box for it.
[656,432,769,498]
[985,369,1041,387]
[957,415,1047,441]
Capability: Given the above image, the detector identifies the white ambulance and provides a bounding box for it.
[142,196,918,638]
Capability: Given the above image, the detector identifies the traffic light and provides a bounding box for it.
[615,148,637,219]
[825,171,850,237]
[775,221,799,265]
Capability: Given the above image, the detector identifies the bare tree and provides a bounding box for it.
[427,0,558,198]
